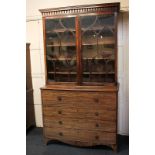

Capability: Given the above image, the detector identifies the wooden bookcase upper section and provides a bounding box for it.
[39,3,120,86]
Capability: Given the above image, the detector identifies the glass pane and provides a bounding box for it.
[80,14,115,83]
[45,17,77,82]
[60,18,75,29]
[61,30,75,46]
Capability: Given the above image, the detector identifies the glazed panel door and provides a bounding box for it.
[45,17,77,82]
[44,14,117,85]
[80,14,116,84]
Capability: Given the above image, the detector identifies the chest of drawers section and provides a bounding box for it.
[41,87,117,150]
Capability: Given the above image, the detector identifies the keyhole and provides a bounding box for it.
[94,98,99,103]
[95,112,99,116]
[59,121,63,125]
[96,123,99,127]
[58,111,62,114]
[57,96,62,101]
[95,135,99,140]
[59,132,63,136]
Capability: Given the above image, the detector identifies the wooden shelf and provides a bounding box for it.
[83,57,115,60]
[48,71,77,74]
[46,25,114,34]
[83,72,115,75]
[48,71,115,74]
[83,37,115,45]
[82,25,114,32]
[46,28,75,33]
[47,42,114,47]
[47,57,115,61]
[47,37,114,47]
[47,43,76,47]
[47,57,76,61]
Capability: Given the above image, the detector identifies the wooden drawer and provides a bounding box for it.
[43,106,77,119]
[44,127,116,145]
[43,106,116,121]
[44,117,116,132]
[77,129,116,145]
[41,90,116,111]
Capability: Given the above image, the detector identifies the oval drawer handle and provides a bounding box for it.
[95,135,99,140]
[58,111,62,114]
[57,96,62,101]
[95,112,99,116]
[59,121,63,125]
[59,132,63,136]
[94,98,99,103]
[95,123,99,127]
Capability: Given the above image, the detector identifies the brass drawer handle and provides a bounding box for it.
[95,112,99,116]
[59,121,63,125]
[94,98,99,103]
[95,123,99,127]
[59,132,63,136]
[58,111,62,114]
[57,96,62,101]
[95,135,99,140]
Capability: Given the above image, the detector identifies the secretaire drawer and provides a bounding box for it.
[41,90,116,110]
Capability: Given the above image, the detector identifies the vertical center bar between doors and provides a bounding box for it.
[76,16,82,85]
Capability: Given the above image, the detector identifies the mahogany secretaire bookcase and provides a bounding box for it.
[39,2,120,151]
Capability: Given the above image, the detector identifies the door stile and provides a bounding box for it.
[76,16,82,85]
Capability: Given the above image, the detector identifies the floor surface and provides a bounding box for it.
[26,127,129,155]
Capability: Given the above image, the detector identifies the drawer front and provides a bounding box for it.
[41,90,116,111]
[77,129,116,145]
[44,118,116,132]
[43,106,77,119]
[44,127,116,145]
[43,106,116,121]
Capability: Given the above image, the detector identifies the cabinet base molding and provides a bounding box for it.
[44,137,117,151]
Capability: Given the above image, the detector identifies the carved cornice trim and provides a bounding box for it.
[39,3,120,17]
